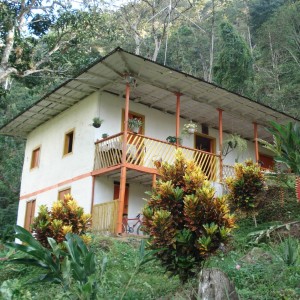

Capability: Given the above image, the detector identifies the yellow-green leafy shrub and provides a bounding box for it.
[143,150,235,282]
[226,159,265,217]
[31,194,91,247]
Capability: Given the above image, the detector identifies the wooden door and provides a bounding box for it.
[114,183,129,215]
[24,200,36,231]
[122,110,145,165]
[259,153,274,170]
[194,134,216,180]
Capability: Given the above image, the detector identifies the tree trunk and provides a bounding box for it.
[208,0,215,83]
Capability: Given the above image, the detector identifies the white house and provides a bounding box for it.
[1,48,298,234]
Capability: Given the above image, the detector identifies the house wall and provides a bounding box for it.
[17,92,99,226]
[17,176,93,227]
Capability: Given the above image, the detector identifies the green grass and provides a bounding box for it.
[1,195,300,299]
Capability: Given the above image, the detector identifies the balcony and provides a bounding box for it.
[94,132,221,182]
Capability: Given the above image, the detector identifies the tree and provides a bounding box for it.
[143,150,235,282]
[214,20,253,95]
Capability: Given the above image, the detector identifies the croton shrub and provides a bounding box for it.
[142,150,235,282]
[226,159,265,224]
[31,194,91,247]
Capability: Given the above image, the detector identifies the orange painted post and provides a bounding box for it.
[253,122,259,163]
[218,108,223,182]
[152,173,157,188]
[116,82,130,234]
[175,93,181,147]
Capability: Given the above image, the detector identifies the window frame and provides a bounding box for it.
[30,146,41,169]
[63,129,75,156]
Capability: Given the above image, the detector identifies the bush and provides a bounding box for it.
[142,150,235,282]
[31,194,91,247]
[226,160,265,221]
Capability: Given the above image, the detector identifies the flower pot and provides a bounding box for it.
[93,123,101,128]
[131,126,140,133]
[187,128,196,134]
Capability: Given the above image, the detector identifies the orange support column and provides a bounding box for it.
[217,108,223,182]
[116,82,130,234]
[175,93,181,147]
[253,122,259,163]
[152,173,157,188]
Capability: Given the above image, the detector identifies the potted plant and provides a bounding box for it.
[166,136,182,144]
[102,133,108,139]
[222,134,247,161]
[128,118,143,133]
[182,121,198,135]
[92,117,103,128]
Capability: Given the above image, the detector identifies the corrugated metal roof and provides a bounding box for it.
[0,47,298,140]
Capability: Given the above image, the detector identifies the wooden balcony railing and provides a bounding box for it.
[94,132,221,181]
[92,200,119,234]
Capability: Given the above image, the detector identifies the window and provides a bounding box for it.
[63,130,74,155]
[30,147,40,169]
[24,200,36,231]
[58,188,71,200]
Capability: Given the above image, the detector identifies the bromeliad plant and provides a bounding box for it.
[226,159,265,227]
[31,194,91,247]
[142,150,235,283]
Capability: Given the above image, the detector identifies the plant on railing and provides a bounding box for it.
[128,118,143,133]
[222,134,247,161]
[182,121,198,135]
[166,136,182,144]
[31,194,91,247]
[142,150,235,283]
[225,159,265,227]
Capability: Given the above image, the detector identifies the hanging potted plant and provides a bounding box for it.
[128,118,143,133]
[92,117,103,128]
[182,121,198,135]
[222,134,247,161]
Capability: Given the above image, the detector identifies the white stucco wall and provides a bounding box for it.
[20,92,99,196]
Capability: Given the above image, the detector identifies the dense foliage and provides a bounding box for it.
[1,0,300,241]
[226,160,265,219]
[143,150,235,282]
[260,121,300,175]
[31,194,91,247]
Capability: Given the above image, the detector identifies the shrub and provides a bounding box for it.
[31,194,91,247]
[6,225,100,299]
[142,150,235,282]
[226,160,265,225]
